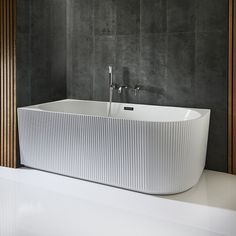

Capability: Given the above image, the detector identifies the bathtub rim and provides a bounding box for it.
[17,99,211,124]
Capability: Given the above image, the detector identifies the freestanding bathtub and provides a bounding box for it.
[18,99,210,194]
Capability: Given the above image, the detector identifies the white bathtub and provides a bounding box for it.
[17,99,210,194]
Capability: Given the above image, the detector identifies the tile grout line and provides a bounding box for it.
[138,0,142,104]
[29,0,32,104]
[114,0,118,102]
[166,0,169,99]
[194,0,197,100]
[65,0,68,99]
[92,0,95,100]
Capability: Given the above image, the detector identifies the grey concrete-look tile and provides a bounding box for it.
[93,36,116,101]
[68,35,93,100]
[196,0,228,32]
[49,35,67,100]
[116,0,140,35]
[66,0,94,99]
[30,0,50,37]
[49,0,67,36]
[195,32,228,107]
[16,32,31,107]
[167,0,195,33]
[139,33,168,105]
[30,0,68,104]
[140,34,167,98]
[66,0,74,98]
[135,88,167,106]
[17,0,30,34]
[166,33,195,106]
[205,109,228,172]
[30,0,52,104]
[115,35,140,86]
[69,0,93,36]
[194,31,227,172]
[115,35,140,103]
[48,0,67,100]
[141,0,167,34]
[94,0,116,36]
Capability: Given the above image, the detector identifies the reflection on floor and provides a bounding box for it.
[0,167,235,236]
[164,170,236,211]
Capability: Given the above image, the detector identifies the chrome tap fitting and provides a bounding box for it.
[108,66,113,88]
[118,85,128,94]
[134,85,141,96]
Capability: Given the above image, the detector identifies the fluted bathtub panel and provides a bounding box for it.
[18,103,210,194]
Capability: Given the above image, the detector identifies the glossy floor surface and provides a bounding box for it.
[0,167,236,236]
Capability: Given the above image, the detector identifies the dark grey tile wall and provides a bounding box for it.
[16,0,31,107]
[16,0,67,107]
[116,0,140,35]
[93,36,115,100]
[168,0,195,33]
[66,0,94,100]
[17,0,229,172]
[141,0,167,34]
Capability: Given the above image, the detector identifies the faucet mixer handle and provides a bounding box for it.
[109,65,112,74]
[134,84,141,96]
[108,65,113,86]
[118,85,128,94]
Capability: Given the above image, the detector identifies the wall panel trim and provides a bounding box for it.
[0,0,16,168]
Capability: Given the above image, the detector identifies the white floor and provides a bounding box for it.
[0,168,236,236]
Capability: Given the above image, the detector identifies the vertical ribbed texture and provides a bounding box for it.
[18,108,210,194]
[0,0,16,168]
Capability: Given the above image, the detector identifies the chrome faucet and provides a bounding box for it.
[118,85,128,94]
[108,66,113,117]
[134,85,141,96]
[109,66,113,88]
[107,65,129,116]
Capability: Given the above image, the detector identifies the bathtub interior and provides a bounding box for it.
[21,99,209,122]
